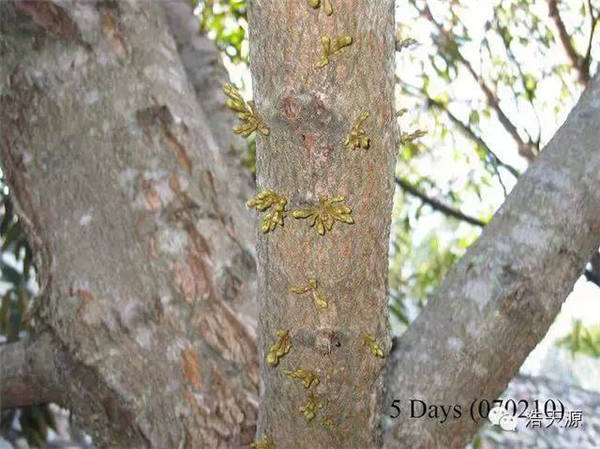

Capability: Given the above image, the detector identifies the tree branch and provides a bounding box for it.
[426,96,521,178]
[1,333,64,409]
[417,2,537,161]
[248,1,397,446]
[548,0,590,85]
[397,178,600,289]
[385,74,600,448]
[396,177,486,227]
[490,12,543,148]
[583,0,599,80]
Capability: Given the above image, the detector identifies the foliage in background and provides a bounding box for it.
[196,0,257,177]
[557,320,600,359]
[0,173,58,448]
[198,0,248,65]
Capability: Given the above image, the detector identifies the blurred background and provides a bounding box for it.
[1,0,599,447]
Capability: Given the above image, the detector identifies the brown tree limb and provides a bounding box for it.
[248,1,397,447]
[417,2,538,161]
[385,73,600,448]
[1,334,61,409]
[396,177,486,228]
[425,96,521,178]
[548,0,590,85]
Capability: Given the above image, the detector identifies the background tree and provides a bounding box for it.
[1,0,599,448]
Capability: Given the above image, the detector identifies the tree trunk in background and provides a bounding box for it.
[161,0,258,324]
[248,1,397,447]
[0,0,257,447]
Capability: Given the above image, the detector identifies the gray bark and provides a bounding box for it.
[161,0,257,324]
[0,0,257,447]
[384,73,600,448]
[248,1,397,447]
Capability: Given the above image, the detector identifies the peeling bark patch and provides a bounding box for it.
[158,227,188,256]
[499,284,527,316]
[141,178,162,211]
[79,212,93,226]
[463,278,490,306]
[70,286,94,316]
[170,253,210,303]
[164,128,193,176]
[447,338,464,353]
[99,9,128,61]
[301,133,317,151]
[14,0,91,50]
[280,95,301,122]
[136,105,193,175]
[181,348,203,389]
[136,104,173,136]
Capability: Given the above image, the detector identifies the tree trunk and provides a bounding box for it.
[247,1,397,447]
[0,1,258,447]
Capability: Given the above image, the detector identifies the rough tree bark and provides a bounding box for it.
[0,0,258,447]
[248,1,397,447]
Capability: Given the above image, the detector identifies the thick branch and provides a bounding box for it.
[1,335,60,409]
[385,74,600,448]
[396,177,486,227]
[1,1,258,446]
[160,0,257,324]
[248,1,397,447]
